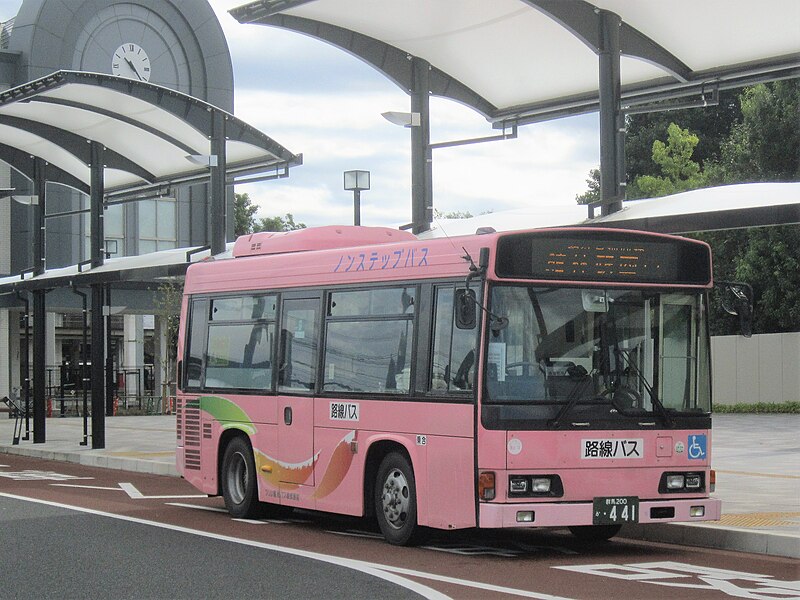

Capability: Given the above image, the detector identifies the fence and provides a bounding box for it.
[711,332,800,405]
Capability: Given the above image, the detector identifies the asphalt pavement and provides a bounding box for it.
[0,411,797,559]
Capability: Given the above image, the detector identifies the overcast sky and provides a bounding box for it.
[0,0,600,228]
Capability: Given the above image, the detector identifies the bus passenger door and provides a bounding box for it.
[277,295,320,487]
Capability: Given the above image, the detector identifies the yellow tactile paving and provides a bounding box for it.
[716,512,800,528]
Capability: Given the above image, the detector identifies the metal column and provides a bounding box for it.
[209,111,227,255]
[410,57,433,235]
[89,141,105,449]
[598,10,624,216]
[32,157,46,443]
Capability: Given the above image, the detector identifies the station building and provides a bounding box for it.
[0,0,236,408]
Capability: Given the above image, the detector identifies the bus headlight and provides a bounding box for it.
[509,477,528,494]
[531,478,552,493]
[666,474,685,489]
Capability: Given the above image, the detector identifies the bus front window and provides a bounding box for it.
[485,286,710,425]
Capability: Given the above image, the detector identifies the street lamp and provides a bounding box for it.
[343,170,370,226]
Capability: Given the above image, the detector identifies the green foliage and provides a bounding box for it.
[717,80,800,182]
[254,213,306,232]
[153,279,184,369]
[234,192,258,236]
[433,209,474,219]
[713,402,800,414]
[575,168,600,205]
[627,123,708,198]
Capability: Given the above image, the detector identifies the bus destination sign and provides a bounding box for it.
[533,238,676,281]
[496,231,712,285]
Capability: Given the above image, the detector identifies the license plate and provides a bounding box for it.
[593,496,639,524]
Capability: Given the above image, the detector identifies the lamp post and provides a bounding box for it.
[343,170,370,226]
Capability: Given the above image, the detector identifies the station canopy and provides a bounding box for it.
[231,0,800,125]
[0,70,301,200]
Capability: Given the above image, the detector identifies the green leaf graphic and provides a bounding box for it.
[199,396,257,435]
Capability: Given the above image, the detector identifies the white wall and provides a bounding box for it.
[711,332,800,405]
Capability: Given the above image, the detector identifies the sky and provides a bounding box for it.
[0,0,600,229]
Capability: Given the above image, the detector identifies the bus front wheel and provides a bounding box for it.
[568,524,622,542]
[374,452,424,545]
[221,436,261,519]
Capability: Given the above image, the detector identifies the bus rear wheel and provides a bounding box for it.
[568,524,622,542]
[374,452,424,545]
[221,436,261,519]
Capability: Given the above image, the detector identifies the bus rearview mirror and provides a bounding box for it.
[455,289,477,330]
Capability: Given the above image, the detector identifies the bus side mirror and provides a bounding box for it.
[455,289,477,330]
[717,281,753,338]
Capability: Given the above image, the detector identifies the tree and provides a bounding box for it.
[254,213,306,232]
[433,209,473,219]
[575,168,600,205]
[627,123,708,198]
[716,80,800,182]
[234,192,258,236]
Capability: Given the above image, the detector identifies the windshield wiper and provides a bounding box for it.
[549,369,592,429]
[615,350,673,427]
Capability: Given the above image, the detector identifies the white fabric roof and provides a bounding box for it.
[0,71,301,197]
[232,0,800,123]
[418,183,800,238]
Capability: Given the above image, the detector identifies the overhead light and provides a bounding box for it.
[185,154,218,167]
[381,111,421,127]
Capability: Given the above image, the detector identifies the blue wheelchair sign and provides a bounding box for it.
[688,434,707,460]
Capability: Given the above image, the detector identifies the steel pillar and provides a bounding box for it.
[598,10,624,215]
[210,111,227,255]
[89,142,105,448]
[410,57,433,234]
[32,158,47,442]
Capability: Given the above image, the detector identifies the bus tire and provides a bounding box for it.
[374,452,424,546]
[221,436,261,519]
[568,524,622,542]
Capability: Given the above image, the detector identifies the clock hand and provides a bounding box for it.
[124,57,142,81]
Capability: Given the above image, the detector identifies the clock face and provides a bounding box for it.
[72,4,190,93]
[111,43,151,82]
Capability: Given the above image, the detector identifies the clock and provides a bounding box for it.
[70,3,191,93]
[111,42,151,82]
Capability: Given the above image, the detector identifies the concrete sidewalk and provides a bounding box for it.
[0,412,797,558]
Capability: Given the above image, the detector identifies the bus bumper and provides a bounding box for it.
[479,497,722,528]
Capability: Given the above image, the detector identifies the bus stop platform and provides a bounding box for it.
[0,412,797,559]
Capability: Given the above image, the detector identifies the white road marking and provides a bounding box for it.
[118,482,206,499]
[2,491,574,600]
[51,484,123,491]
[165,502,227,513]
[232,518,267,525]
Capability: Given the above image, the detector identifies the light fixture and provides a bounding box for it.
[185,154,218,167]
[381,111,421,128]
[344,170,370,226]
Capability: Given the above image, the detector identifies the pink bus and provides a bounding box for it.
[176,225,721,545]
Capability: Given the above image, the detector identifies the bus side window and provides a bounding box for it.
[185,298,208,389]
[431,286,476,393]
[278,298,319,393]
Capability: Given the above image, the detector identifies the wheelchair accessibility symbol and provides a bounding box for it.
[688,434,707,460]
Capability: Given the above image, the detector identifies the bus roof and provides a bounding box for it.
[184,226,711,294]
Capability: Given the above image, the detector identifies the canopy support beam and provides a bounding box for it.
[598,10,624,215]
[411,57,433,234]
[210,111,228,255]
[32,157,46,443]
[89,141,106,449]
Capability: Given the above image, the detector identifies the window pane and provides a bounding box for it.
[329,287,415,317]
[139,199,156,238]
[105,204,124,238]
[186,299,207,388]
[156,199,176,239]
[431,287,475,392]
[324,320,413,393]
[211,295,277,321]
[139,239,156,255]
[278,299,318,393]
[205,323,274,390]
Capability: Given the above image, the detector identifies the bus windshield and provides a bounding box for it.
[485,286,710,425]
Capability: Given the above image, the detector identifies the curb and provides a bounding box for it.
[620,522,800,559]
[0,445,178,477]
